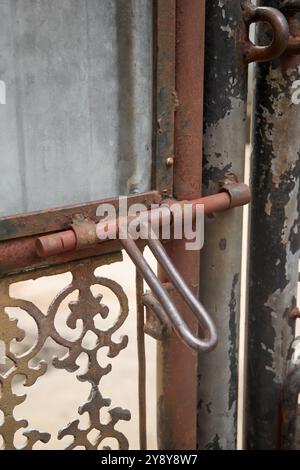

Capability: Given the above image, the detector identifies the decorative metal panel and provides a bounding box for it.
[0,254,133,450]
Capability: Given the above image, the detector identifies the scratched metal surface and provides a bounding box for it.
[0,0,153,217]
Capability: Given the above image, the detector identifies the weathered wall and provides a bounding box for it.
[0,0,153,216]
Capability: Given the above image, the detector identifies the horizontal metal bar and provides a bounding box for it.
[0,236,126,278]
[0,191,161,242]
[0,183,250,276]
[35,183,251,259]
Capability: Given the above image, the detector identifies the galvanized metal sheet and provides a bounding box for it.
[0,0,153,217]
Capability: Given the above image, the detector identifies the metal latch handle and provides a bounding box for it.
[34,181,251,353]
[120,230,218,353]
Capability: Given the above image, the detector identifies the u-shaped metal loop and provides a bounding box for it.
[120,229,218,353]
[243,5,290,63]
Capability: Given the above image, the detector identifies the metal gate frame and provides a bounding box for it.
[4,0,299,451]
[0,0,251,450]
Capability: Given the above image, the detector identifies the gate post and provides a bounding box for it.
[197,0,248,450]
[156,0,205,450]
[245,1,300,450]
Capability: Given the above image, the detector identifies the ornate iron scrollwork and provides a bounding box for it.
[0,255,130,450]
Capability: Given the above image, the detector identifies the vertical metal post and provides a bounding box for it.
[136,268,147,450]
[156,0,205,450]
[153,0,176,195]
[245,1,300,450]
[197,1,248,450]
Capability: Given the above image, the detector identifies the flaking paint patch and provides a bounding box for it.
[203,97,246,194]
[265,66,300,188]
[228,273,239,413]
[265,194,272,216]
[198,0,246,450]
[246,25,300,449]
[264,219,299,385]
[265,276,298,385]
[221,24,233,37]
[205,433,222,451]
[282,179,300,249]
[258,62,300,383]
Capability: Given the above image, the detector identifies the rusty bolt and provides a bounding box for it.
[166,156,174,167]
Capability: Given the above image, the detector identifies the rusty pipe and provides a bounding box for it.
[35,185,251,259]
[35,230,77,258]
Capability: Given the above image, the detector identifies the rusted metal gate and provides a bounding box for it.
[0,0,300,451]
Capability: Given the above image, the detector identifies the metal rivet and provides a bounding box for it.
[166,156,174,167]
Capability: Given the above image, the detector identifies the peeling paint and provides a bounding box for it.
[265,194,272,216]
[246,9,300,449]
[205,433,222,451]
[198,0,246,451]
[229,273,239,410]
[203,97,246,196]
[219,238,227,251]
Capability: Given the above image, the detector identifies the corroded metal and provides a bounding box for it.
[136,268,147,450]
[0,191,161,242]
[0,254,131,450]
[153,0,176,195]
[0,191,160,277]
[245,0,300,450]
[36,229,77,258]
[0,235,124,278]
[280,1,300,53]
[173,0,205,200]
[143,288,173,341]
[197,0,248,451]
[281,362,300,449]
[280,0,300,11]
[34,184,251,259]
[243,3,290,63]
[157,0,205,450]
